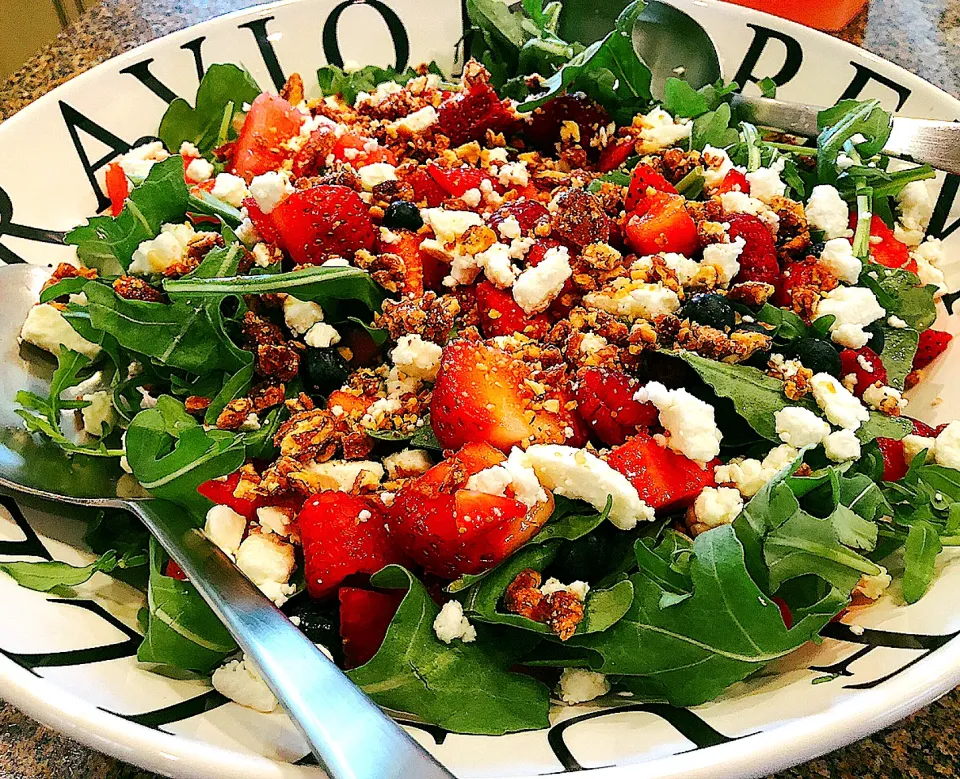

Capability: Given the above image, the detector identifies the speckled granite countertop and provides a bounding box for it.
[1,0,959,777]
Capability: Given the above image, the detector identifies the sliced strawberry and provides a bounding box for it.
[839,346,887,399]
[908,417,938,438]
[772,596,793,629]
[165,560,189,581]
[377,228,424,296]
[332,132,397,167]
[913,329,953,370]
[575,367,659,447]
[271,184,375,263]
[437,80,514,145]
[427,163,500,198]
[197,472,260,521]
[339,587,403,668]
[772,257,817,308]
[728,213,779,287]
[850,213,916,272]
[525,95,610,154]
[475,280,552,339]
[487,199,550,235]
[597,138,635,173]
[105,162,130,216]
[625,163,678,212]
[431,340,576,451]
[299,492,404,599]
[400,167,447,207]
[717,169,750,195]
[624,191,699,257]
[876,437,908,481]
[389,443,553,577]
[232,93,303,182]
[606,432,718,512]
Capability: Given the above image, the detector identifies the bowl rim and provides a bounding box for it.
[1,0,959,777]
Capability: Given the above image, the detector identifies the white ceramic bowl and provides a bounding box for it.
[0,1,958,777]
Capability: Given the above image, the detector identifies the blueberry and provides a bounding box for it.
[791,337,842,377]
[864,322,885,354]
[808,241,826,257]
[680,293,735,330]
[382,200,423,231]
[283,595,343,665]
[304,347,350,395]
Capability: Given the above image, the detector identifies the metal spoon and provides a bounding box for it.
[0,263,455,779]
[560,0,960,174]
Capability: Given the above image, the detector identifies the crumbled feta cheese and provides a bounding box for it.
[204,504,247,557]
[461,188,482,208]
[701,146,736,189]
[21,303,101,361]
[80,391,115,437]
[557,668,610,704]
[714,444,799,498]
[579,333,609,355]
[719,190,768,218]
[521,445,654,530]
[935,421,960,470]
[252,243,279,268]
[386,366,422,397]
[249,171,294,215]
[185,156,214,183]
[433,600,477,644]
[465,448,547,508]
[633,382,722,465]
[810,373,870,431]
[235,216,259,246]
[513,246,572,314]
[302,460,385,491]
[256,506,293,537]
[632,252,700,285]
[583,279,681,321]
[236,533,295,588]
[637,107,692,152]
[862,382,906,413]
[476,242,520,289]
[128,222,196,275]
[540,578,590,601]
[497,161,529,188]
[895,180,934,247]
[497,215,522,240]
[283,296,324,335]
[391,334,443,381]
[304,322,341,348]
[210,172,250,208]
[701,237,745,285]
[421,208,484,244]
[383,449,433,480]
[179,141,201,157]
[824,429,862,462]
[361,397,402,429]
[911,238,947,295]
[745,159,786,203]
[116,140,169,179]
[774,406,831,447]
[855,567,892,600]
[805,185,850,239]
[395,105,438,134]
[693,486,744,529]
[212,655,278,712]
[355,80,403,108]
[358,162,397,191]
[903,434,936,464]
[818,238,862,284]
[888,315,908,329]
[815,286,885,349]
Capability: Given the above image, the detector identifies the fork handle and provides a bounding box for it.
[127,499,456,779]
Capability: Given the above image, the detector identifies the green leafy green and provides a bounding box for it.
[691,102,738,151]
[159,64,261,157]
[879,326,919,390]
[903,520,942,603]
[0,550,123,593]
[348,566,550,734]
[860,266,937,331]
[65,157,190,275]
[317,63,442,105]
[816,99,893,183]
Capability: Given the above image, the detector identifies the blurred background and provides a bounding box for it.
[0,0,89,79]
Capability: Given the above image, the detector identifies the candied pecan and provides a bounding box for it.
[251,382,286,412]
[279,72,304,104]
[185,231,225,265]
[659,147,702,183]
[591,180,626,216]
[285,392,315,414]
[257,343,301,382]
[550,188,609,248]
[370,178,415,206]
[571,242,627,292]
[533,591,585,641]
[353,248,406,294]
[184,395,211,415]
[460,225,497,255]
[275,408,338,460]
[342,430,375,460]
[242,311,286,346]
[504,569,544,618]
[905,369,922,390]
[233,463,263,500]
[113,276,165,303]
[660,317,772,364]
[291,128,338,179]
[376,292,461,343]
[43,263,97,294]
[726,282,775,308]
[361,89,431,121]
[217,398,254,430]
[770,195,811,259]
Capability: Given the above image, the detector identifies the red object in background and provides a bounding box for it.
[720,0,869,32]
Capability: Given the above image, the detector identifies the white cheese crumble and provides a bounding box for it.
[903,434,936,464]
[774,406,831,447]
[421,208,484,244]
[116,140,169,179]
[391,334,443,381]
[540,578,590,601]
[212,655,278,712]
[632,382,722,465]
[464,447,548,508]
[861,382,906,413]
[521,445,655,530]
[433,600,477,644]
[80,391,115,437]
[934,421,960,470]
[855,567,892,600]
[745,159,786,203]
[211,173,250,208]
[805,185,851,239]
[20,303,101,359]
[256,506,293,537]
[185,156,214,183]
[714,444,799,498]
[358,162,397,191]
[128,222,196,275]
[304,323,341,348]
[513,245,572,314]
[249,171,294,215]
[894,179,934,247]
[693,486,744,529]
[235,534,296,604]
[818,238,862,285]
[283,296,324,335]
[824,429,862,462]
[204,504,247,557]
[583,279,681,321]
[557,668,610,704]
[911,238,947,295]
[395,105,438,134]
[810,373,870,431]
[701,237,745,285]
[814,286,885,349]
[636,107,692,152]
[701,146,737,189]
[476,242,520,289]
[383,449,433,480]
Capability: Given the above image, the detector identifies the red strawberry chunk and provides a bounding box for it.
[197,472,259,521]
[575,367,659,446]
[525,95,610,154]
[728,213,779,287]
[437,80,513,145]
[876,437,908,481]
[487,199,550,235]
[839,346,887,399]
[606,432,717,512]
[332,132,396,167]
[597,138,636,173]
[241,197,282,246]
[913,329,953,370]
[772,257,819,309]
[625,163,678,212]
[717,169,750,195]
[427,163,501,198]
[105,162,130,216]
[475,280,552,339]
[400,167,448,207]
[231,93,303,182]
[339,587,403,668]
[624,191,699,256]
[270,184,375,263]
[376,228,425,296]
[850,213,916,272]
[299,492,404,599]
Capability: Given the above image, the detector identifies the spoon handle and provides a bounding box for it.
[128,499,456,779]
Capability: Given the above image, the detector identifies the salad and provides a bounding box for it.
[7,0,959,735]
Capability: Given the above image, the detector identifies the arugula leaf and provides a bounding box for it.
[65,157,190,275]
[879,326,919,390]
[317,63,440,105]
[0,550,121,593]
[756,76,777,99]
[40,275,96,304]
[816,99,893,182]
[159,64,260,157]
[691,102,738,151]
[410,418,444,451]
[138,538,237,674]
[662,78,708,117]
[860,266,937,331]
[347,565,550,735]
[753,303,808,345]
[126,396,245,512]
[517,1,652,123]
[903,520,942,603]
[204,363,254,426]
[165,266,385,318]
[569,525,844,706]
